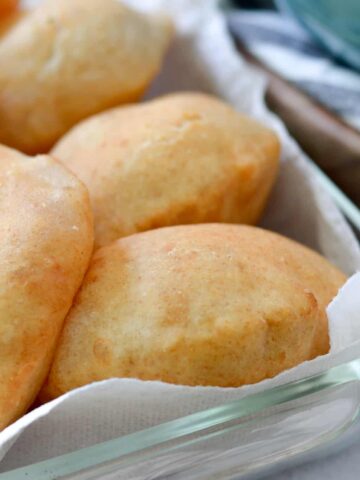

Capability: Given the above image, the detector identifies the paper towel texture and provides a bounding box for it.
[1,0,359,473]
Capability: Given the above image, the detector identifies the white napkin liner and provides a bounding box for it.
[1,0,359,471]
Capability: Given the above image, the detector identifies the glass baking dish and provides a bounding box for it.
[1,166,359,480]
[2,357,360,480]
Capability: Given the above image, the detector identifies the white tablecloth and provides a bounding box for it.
[270,439,360,479]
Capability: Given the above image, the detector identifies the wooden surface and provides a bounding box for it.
[234,39,360,206]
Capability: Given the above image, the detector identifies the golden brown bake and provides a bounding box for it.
[52,93,280,248]
[0,1,23,37]
[40,224,345,400]
[0,9,23,35]
[0,0,18,17]
[0,0,172,153]
[0,145,93,429]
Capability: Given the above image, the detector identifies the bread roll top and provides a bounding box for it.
[41,224,345,400]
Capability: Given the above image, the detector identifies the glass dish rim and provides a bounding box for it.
[3,357,360,480]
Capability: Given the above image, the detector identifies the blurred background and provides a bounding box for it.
[225,0,360,206]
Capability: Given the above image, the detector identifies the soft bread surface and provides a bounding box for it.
[41,224,345,400]
[52,93,280,248]
[0,145,93,429]
[0,0,172,153]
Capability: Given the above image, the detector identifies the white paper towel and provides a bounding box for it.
[1,0,360,472]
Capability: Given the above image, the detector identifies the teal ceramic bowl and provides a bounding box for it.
[276,0,360,70]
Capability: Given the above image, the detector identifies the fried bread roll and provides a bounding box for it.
[0,2,23,37]
[0,0,18,17]
[53,93,280,248]
[41,224,345,400]
[0,145,93,429]
[0,0,172,153]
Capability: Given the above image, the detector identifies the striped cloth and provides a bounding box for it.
[227,10,360,130]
